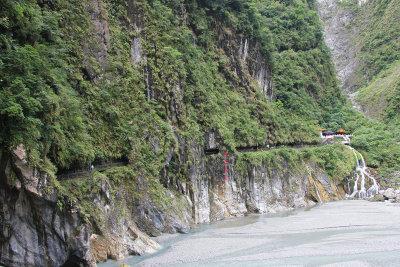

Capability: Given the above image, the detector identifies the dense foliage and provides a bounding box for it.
[339,0,400,127]
[301,144,355,181]
[354,0,400,83]
[1,0,398,188]
[1,0,345,175]
[356,61,400,122]
[0,0,94,166]
[236,144,355,182]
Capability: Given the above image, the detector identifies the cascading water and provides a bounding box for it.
[305,164,323,203]
[347,146,379,199]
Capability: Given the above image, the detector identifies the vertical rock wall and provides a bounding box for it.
[0,147,94,267]
[189,150,344,224]
[317,0,360,94]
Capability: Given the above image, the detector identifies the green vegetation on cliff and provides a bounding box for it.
[353,0,400,83]
[2,0,397,189]
[357,60,400,123]
[347,0,400,126]
[1,0,345,174]
[236,144,355,182]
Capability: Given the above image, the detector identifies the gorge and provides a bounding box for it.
[1,0,399,266]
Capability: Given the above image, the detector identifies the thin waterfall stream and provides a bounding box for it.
[305,164,323,203]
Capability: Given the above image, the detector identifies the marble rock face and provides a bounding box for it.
[0,146,94,267]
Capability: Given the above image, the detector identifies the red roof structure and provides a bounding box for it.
[336,129,346,135]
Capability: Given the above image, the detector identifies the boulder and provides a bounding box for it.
[383,188,396,199]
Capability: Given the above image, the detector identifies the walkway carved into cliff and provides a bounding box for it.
[57,160,128,180]
[204,134,353,155]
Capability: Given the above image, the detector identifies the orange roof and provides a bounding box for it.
[336,129,346,132]
[316,127,326,131]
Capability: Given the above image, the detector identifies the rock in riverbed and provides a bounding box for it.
[371,187,400,203]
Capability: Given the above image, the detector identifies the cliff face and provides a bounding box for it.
[188,142,345,224]
[1,145,347,266]
[0,146,192,266]
[0,147,93,266]
[0,0,354,265]
[316,0,361,95]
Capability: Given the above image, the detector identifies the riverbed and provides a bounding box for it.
[102,200,400,266]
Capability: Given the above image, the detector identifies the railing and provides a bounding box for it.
[205,135,353,155]
[204,142,324,155]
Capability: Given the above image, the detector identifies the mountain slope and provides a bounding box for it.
[317,0,400,117]
[0,0,362,265]
[0,0,345,171]
[357,60,400,121]
[317,0,400,185]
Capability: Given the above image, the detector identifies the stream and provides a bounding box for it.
[101,201,400,266]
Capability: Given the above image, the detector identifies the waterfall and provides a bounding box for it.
[305,165,323,203]
[350,173,359,198]
[347,146,379,199]
[346,175,354,195]
[352,150,359,168]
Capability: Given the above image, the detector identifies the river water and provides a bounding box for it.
[101,201,400,266]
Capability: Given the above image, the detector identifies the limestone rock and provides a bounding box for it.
[383,188,396,199]
[90,234,108,262]
[210,192,226,221]
[11,145,48,197]
[0,148,95,267]
[1,142,347,266]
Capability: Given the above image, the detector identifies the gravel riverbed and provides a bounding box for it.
[104,200,400,266]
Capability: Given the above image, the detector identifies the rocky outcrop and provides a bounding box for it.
[0,146,94,267]
[188,148,344,224]
[0,143,346,266]
[371,188,400,203]
[0,146,193,266]
[219,34,274,101]
[91,142,346,261]
[88,182,163,262]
